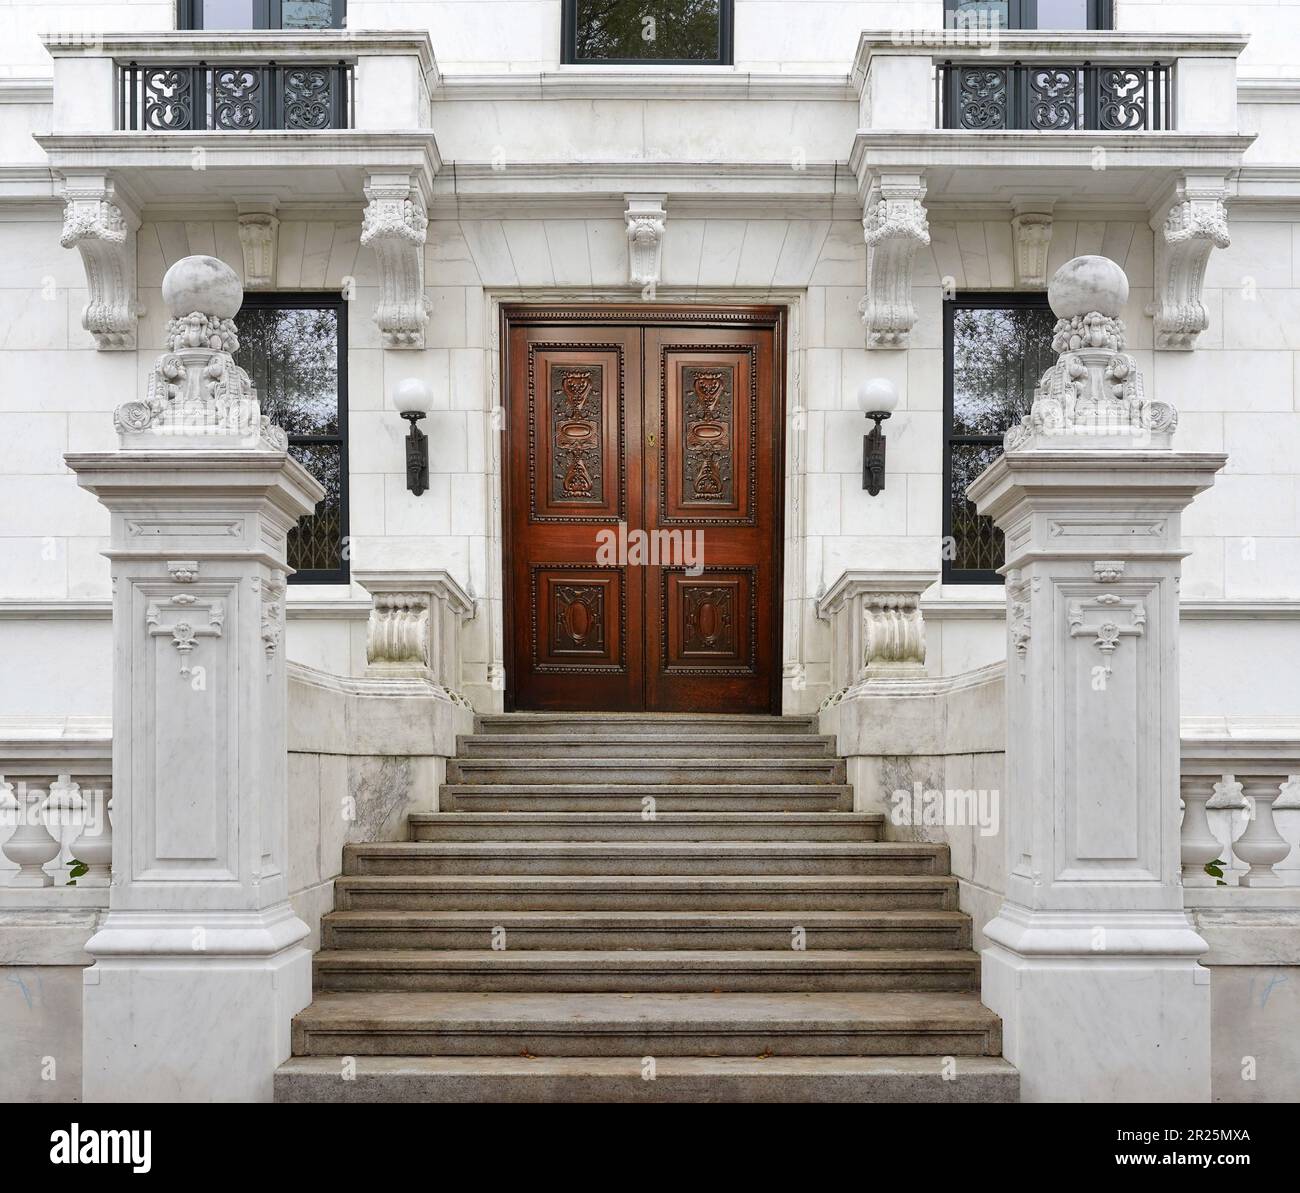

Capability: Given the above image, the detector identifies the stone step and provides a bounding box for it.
[290,991,1003,1058]
[475,714,819,737]
[275,1054,1019,1103]
[312,948,980,993]
[343,841,947,877]
[457,733,836,759]
[409,811,882,842]
[446,757,847,786]
[322,909,973,952]
[440,784,854,812]
[332,874,958,912]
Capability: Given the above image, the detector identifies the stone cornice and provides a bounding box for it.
[429,160,854,220]
[436,70,855,102]
[41,30,439,83]
[36,130,442,188]
[919,598,1300,621]
[852,31,1250,92]
[0,78,54,104]
[1237,78,1300,104]
[850,130,1255,172]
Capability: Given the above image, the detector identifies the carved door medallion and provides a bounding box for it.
[504,307,783,713]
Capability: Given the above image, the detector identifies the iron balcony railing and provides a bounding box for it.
[118,60,355,131]
[936,61,1173,131]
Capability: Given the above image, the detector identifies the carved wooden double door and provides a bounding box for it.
[503,306,785,713]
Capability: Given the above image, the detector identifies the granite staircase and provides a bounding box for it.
[275,713,1018,1102]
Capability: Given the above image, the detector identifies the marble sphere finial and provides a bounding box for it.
[1047,255,1129,320]
[161,255,243,320]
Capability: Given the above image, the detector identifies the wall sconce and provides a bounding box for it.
[394,378,432,496]
[857,378,899,495]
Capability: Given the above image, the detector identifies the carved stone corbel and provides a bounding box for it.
[625,194,666,290]
[361,172,431,350]
[1151,178,1230,351]
[59,175,142,351]
[1011,202,1054,289]
[860,174,929,349]
[236,199,280,289]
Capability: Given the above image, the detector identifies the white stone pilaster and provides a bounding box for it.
[59,173,142,351]
[65,255,325,1102]
[860,172,929,350]
[969,254,1226,1103]
[361,171,430,350]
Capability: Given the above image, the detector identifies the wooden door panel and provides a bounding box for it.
[506,323,642,711]
[531,566,625,670]
[528,345,625,524]
[504,309,782,714]
[662,568,756,673]
[659,349,756,525]
[644,325,781,714]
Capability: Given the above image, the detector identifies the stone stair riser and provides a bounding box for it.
[322,922,972,952]
[458,736,837,759]
[474,716,819,737]
[409,817,881,842]
[442,790,854,812]
[446,761,847,785]
[291,1026,1001,1059]
[344,854,944,878]
[312,967,979,995]
[274,1060,1017,1103]
[334,888,958,913]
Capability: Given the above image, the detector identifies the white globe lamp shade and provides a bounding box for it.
[857,378,899,417]
[393,378,433,416]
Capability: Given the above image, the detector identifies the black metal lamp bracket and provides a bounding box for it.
[403,411,429,496]
[863,412,890,495]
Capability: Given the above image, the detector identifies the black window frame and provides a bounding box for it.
[942,290,1053,585]
[235,290,350,585]
[943,0,1113,29]
[561,0,735,66]
[178,0,346,30]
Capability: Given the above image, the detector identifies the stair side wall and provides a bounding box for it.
[286,663,473,949]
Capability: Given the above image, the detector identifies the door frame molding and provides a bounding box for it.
[498,301,789,714]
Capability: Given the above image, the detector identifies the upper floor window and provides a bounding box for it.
[943,293,1055,583]
[179,0,345,30]
[944,0,1112,29]
[234,293,350,584]
[563,0,734,65]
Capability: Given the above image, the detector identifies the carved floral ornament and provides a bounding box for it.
[259,574,286,676]
[59,181,143,352]
[1003,255,1178,452]
[860,178,930,350]
[1007,570,1034,661]
[1152,186,1231,352]
[1068,595,1147,679]
[625,195,666,289]
[113,256,287,451]
[361,176,431,350]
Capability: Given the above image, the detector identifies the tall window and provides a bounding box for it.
[943,294,1055,583]
[563,1,734,65]
[234,294,349,584]
[944,0,1112,28]
[179,1,345,30]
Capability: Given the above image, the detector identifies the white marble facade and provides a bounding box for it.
[0,0,1299,728]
